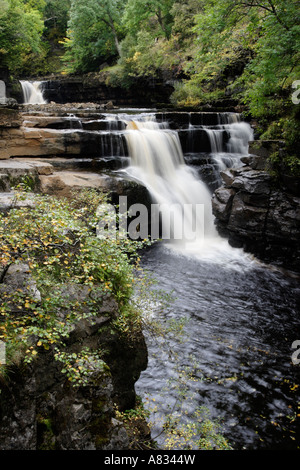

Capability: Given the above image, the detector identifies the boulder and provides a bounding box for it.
[39,171,114,197]
[212,187,235,222]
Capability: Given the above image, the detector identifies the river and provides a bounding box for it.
[19,97,300,450]
[113,110,300,450]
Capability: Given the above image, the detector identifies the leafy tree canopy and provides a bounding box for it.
[62,0,125,73]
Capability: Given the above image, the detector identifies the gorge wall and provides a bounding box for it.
[212,141,300,272]
[42,75,174,107]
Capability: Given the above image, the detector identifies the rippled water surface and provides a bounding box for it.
[136,241,300,450]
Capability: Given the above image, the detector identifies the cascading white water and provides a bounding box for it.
[123,115,217,248]
[20,80,46,104]
[117,111,255,262]
[226,122,254,154]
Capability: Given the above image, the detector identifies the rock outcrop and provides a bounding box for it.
[212,142,300,271]
[41,74,174,107]
[0,263,148,450]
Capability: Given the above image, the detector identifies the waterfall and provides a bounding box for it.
[205,128,224,153]
[186,112,253,160]
[122,114,217,248]
[20,80,46,104]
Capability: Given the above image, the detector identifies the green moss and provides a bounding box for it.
[91,415,112,449]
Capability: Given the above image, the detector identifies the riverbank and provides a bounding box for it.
[0,185,151,450]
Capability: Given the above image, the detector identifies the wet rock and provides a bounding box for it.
[220,169,235,186]
[212,153,300,271]
[0,271,148,450]
[227,193,268,236]
[212,187,235,222]
[248,140,285,159]
[231,169,272,194]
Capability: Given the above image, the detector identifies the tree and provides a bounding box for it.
[43,0,71,42]
[0,189,146,377]
[0,0,45,74]
[63,0,125,73]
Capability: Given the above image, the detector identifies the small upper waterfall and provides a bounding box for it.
[20,80,46,104]
[187,112,253,165]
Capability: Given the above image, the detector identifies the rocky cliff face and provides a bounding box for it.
[212,141,300,271]
[41,74,174,107]
[0,264,148,450]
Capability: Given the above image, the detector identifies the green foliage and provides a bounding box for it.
[0,0,45,75]
[259,112,300,176]
[62,0,125,73]
[240,2,300,118]
[0,189,147,385]
[172,0,299,117]
[123,0,175,40]
[44,0,71,41]
[54,347,109,387]
[162,406,232,450]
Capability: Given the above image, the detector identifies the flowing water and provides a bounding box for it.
[109,111,300,450]
[123,116,215,242]
[20,80,46,104]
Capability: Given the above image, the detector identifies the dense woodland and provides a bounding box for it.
[0,1,299,450]
[0,0,299,170]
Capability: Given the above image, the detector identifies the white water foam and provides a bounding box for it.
[124,117,216,243]
[120,112,255,268]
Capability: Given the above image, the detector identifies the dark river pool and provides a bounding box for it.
[136,239,300,450]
